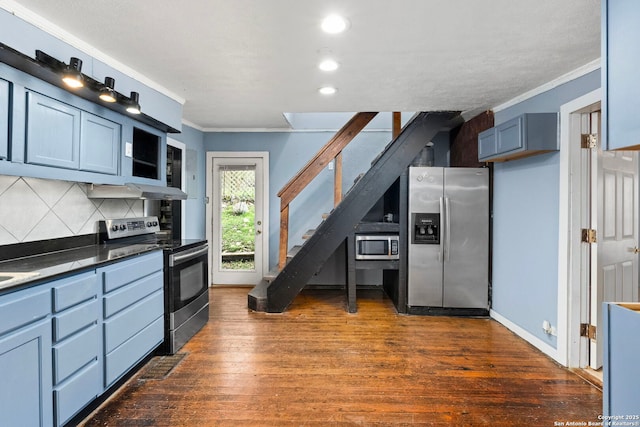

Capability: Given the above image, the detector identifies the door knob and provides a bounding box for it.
[634,247,640,254]
[256,230,262,235]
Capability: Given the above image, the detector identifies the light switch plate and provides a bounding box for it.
[125,142,133,157]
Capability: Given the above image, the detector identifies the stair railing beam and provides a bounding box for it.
[334,151,343,207]
[276,112,378,270]
[277,112,378,207]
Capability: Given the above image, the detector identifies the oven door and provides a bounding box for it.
[167,244,209,313]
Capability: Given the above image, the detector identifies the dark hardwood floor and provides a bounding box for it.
[81,287,602,426]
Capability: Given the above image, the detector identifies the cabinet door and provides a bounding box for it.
[0,320,53,427]
[0,79,9,160]
[80,112,120,175]
[496,116,523,154]
[477,127,496,160]
[26,92,81,169]
[602,0,640,150]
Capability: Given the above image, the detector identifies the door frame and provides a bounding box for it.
[557,89,601,367]
[205,151,269,286]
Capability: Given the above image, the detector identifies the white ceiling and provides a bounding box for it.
[5,0,600,130]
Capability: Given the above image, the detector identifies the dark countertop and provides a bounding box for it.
[0,240,163,294]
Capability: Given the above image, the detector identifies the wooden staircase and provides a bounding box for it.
[248,111,460,313]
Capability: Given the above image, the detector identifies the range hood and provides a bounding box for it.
[86,183,187,200]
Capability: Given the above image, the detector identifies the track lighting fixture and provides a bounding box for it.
[61,57,84,88]
[126,91,141,115]
[99,77,117,103]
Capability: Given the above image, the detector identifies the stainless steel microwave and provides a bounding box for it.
[355,235,399,260]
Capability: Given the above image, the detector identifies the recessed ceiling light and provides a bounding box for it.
[321,14,349,34]
[319,86,337,95]
[319,59,339,72]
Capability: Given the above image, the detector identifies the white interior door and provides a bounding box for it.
[590,112,639,369]
[206,153,269,286]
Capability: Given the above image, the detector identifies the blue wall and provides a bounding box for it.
[491,69,600,348]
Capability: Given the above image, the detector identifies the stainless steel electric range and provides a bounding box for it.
[99,216,209,354]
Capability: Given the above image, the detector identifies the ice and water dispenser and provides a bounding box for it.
[411,213,440,245]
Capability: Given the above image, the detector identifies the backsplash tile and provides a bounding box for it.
[0,176,143,245]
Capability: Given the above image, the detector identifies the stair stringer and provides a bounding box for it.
[248,111,460,313]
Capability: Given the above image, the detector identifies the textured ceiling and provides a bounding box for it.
[4,0,600,130]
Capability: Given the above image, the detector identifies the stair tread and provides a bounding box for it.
[302,229,316,239]
[287,245,302,258]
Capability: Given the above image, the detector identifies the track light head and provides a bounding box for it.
[62,57,84,89]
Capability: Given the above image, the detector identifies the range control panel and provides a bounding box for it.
[101,216,160,239]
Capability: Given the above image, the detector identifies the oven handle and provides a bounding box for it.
[169,245,209,267]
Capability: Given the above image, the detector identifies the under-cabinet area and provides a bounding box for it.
[0,251,164,427]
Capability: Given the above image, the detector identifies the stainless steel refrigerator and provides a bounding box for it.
[407,167,489,313]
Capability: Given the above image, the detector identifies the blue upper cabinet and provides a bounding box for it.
[26,92,121,175]
[0,79,9,160]
[26,91,81,170]
[602,0,640,150]
[477,113,558,162]
[80,113,120,175]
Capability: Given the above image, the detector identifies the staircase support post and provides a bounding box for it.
[279,203,289,269]
[334,151,343,207]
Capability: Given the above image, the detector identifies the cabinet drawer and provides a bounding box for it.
[104,290,163,354]
[102,252,163,293]
[53,299,99,342]
[53,324,99,385]
[103,271,163,318]
[0,288,50,336]
[105,316,163,387]
[54,361,100,427]
[52,272,98,312]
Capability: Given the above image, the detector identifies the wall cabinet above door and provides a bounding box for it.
[477,113,558,162]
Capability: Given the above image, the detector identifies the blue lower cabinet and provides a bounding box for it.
[0,287,53,427]
[51,273,101,426]
[0,320,53,427]
[0,78,9,160]
[603,303,640,416]
[100,251,164,388]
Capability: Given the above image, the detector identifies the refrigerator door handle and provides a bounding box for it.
[439,196,445,262]
[444,197,451,262]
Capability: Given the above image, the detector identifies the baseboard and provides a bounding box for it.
[490,309,560,363]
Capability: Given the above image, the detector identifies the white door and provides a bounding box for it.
[589,112,639,369]
[206,153,269,286]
